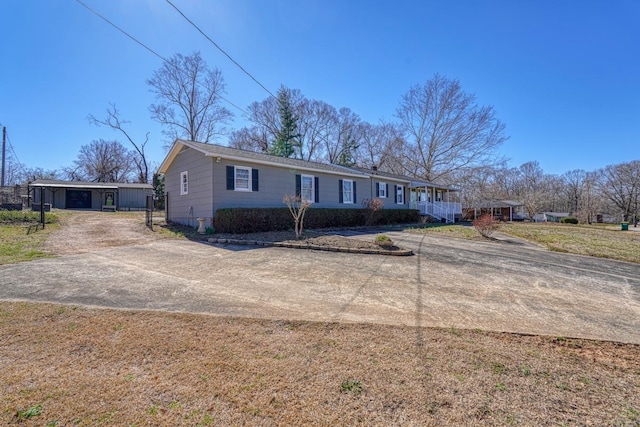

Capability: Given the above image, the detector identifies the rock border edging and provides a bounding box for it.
[207,238,413,256]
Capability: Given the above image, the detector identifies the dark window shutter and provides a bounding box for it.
[226,166,234,190]
[403,186,406,205]
[296,174,301,197]
[353,181,357,204]
[394,185,398,203]
[338,179,343,203]
[385,184,389,198]
[252,169,259,191]
[314,177,319,203]
[375,183,380,197]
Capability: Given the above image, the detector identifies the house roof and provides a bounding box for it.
[158,139,370,178]
[469,200,524,208]
[353,167,458,191]
[30,180,153,190]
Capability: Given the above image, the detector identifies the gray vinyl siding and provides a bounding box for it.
[212,160,296,211]
[212,160,373,213]
[165,147,214,225]
[321,175,372,208]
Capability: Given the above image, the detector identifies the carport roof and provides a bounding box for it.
[30,180,152,190]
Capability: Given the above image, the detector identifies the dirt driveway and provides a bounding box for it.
[2,211,639,344]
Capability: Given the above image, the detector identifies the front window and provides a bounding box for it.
[378,182,387,198]
[343,180,353,204]
[301,174,314,202]
[180,171,188,195]
[396,185,404,204]
[235,166,250,191]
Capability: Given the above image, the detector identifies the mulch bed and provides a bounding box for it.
[210,230,413,255]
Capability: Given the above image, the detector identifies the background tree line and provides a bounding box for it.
[4,51,638,223]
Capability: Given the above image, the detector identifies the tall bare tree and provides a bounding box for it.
[513,161,549,219]
[325,107,361,166]
[599,160,640,222]
[353,121,404,172]
[396,74,508,182]
[148,51,233,145]
[64,139,135,183]
[88,103,149,183]
[562,169,587,214]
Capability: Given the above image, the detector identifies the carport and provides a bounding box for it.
[29,179,152,210]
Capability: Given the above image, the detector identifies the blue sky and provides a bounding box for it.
[1,0,638,178]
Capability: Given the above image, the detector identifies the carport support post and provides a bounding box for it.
[40,187,45,229]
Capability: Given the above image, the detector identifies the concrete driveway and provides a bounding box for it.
[2,229,639,344]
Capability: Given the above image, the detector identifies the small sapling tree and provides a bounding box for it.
[283,194,312,239]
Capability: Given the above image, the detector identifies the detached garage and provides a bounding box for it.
[29,180,153,211]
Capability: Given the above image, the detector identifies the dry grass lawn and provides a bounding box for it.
[1,302,639,426]
[501,222,640,264]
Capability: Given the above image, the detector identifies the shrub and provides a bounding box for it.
[374,234,394,247]
[362,198,384,226]
[214,207,420,234]
[560,217,578,224]
[472,214,499,238]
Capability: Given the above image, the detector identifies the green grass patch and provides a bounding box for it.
[0,210,58,224]
[0,211,59,264]
[501,223,640,264]
[405,223,478,239]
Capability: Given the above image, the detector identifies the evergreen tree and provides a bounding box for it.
[336,138,359,167]
[269,86,301,158]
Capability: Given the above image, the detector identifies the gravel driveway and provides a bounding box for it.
[2,212,639,344]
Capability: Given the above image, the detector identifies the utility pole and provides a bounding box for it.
[1,126,6,187]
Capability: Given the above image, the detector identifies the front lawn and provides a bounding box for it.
[0,210,59,264]
[501,222,640,264]
[405,223,479,239]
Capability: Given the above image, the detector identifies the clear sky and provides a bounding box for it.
[1,0,638,178]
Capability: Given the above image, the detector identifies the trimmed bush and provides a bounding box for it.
[214,207,420,234]
[560,217,579,224]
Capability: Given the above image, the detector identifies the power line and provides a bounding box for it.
[163,1,340,154]
[166,0,276,100]
[74,0,248,116]
[6,132,27,175]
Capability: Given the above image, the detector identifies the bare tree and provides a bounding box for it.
[578,171,603,224]
[512,161,549,220]
[354,121,405,172]
[396,74,508,182]
[283,194,312,239]
[562,169,587,214]
[230,88,335,162]
[296,98,335,162]
[88,103,150,183]
[21,167,60,183]
[599,160,640,222]
[325,107,361,166]
[147,51,233,145]
[453,163,510,215]
[64,139,135,182]
[229,91,285,154]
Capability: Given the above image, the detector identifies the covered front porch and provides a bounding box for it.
[409,181,461,223]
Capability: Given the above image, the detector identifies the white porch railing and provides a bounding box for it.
[411,201,462,223]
